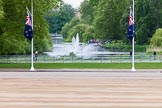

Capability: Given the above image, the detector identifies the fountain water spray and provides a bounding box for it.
[44,33,113,58]
[71,33,80,54]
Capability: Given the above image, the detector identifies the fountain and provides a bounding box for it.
[44,33,128,58]
[72,33,80,53]
[44,33,80,57]
[75,33,80,53]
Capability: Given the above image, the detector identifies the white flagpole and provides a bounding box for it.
[30,0,35,71]
[131,0,136,71]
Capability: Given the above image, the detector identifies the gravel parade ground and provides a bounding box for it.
[0,69,162,108]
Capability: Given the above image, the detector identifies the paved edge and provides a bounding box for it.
[0,68,161,73]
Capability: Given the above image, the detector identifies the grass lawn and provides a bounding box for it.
[0,63,162,69]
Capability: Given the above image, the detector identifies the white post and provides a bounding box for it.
[131,0,136,71]
[30,0,35,71]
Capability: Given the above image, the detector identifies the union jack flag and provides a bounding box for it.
[24,10,33,41]
[128,7,134,40]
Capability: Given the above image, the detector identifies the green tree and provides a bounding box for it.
[72,23,94,42]
[80,0,93,24]
[82,25,95,42]
[62,0,162,46]
[0,0,3,36]
[62,17,95,42]
[0,0,30,54]
[0,0,61,54]
[0,0,3,18]
[61,17,80,40]
[79,0,101,26]
[46,4,75,33]
[93,0,128,41]
[135,0,162,45]
[150,28,162,47]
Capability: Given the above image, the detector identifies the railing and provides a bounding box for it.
[0,54,162,63]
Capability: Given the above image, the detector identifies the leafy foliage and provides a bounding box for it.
[61,17,80,41]
[135,0,157,44]
[46,4,75,33]
[63,0,129,43]
[104,42,146,52]
[150,28,162,47]
[62,17,95,42]
[0,0,3,19]
[94,0,128,40]
[0,0,61,54]
[1,0,162,54]
[62,0,162,52]
[80,0,94,24]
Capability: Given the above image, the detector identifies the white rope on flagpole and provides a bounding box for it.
[30,0,35,71]
[131,0,136,71]
[26,7,31,15]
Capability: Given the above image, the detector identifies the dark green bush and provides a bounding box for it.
[104,43,146,52]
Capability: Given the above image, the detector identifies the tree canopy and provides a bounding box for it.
[0,0,62,54]
[62,0,162,47]
[94,0,129,41]
[0,0,3,19]
[1,0,162,54]
[46,4,75,33]
[150,28,162,47]
[135,0,159,44]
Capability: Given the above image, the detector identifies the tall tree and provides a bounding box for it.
[150,28,162,47]
[46,4,75,33]
[0,0,3,37]
[0,0,3,18]
[93,0,128,41]
[62,0,162,46]
[80,0,93,24]
[80,0,99,25]
[61,17,80,41]
[0,0,61,54]
[135,0,162,44]
[62,17,95,42]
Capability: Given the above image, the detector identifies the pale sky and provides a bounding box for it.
[63,0,84,9]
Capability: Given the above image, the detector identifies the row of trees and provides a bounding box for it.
[0,0,62,55]
[62,0,162,47]
[46,4,75,34]
[1,0,162,54]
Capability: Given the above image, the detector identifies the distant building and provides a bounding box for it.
[51,33,64,44]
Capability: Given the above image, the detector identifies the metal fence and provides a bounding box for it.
[0,54,162,63]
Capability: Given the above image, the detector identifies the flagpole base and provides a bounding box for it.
[30,66,35,71]
[131,67,136,71]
